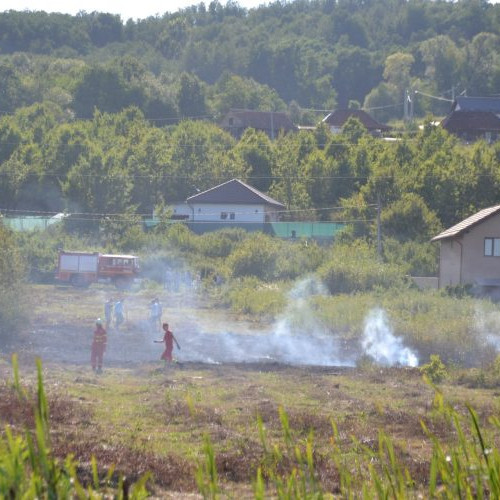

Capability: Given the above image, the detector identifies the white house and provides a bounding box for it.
[172,179,285,223]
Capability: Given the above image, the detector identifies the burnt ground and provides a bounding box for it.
[6,284,357,370]
[1,285,498,497]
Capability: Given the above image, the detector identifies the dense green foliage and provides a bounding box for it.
[2,101,499,239]
[0,224,27,341]
[2,0,500,120]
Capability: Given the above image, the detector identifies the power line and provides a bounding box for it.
[0,203,378,219]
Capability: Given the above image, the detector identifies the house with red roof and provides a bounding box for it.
[441,97,500,143]
[322,109,391,136]
[432,204,500,290]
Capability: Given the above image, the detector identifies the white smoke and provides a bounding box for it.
[473,304,500,352]
[177,276,354,367]
[361,308,418,367]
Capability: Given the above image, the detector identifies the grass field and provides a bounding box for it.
[2,285,500,497]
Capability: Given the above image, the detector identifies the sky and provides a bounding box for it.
[1,0,268,21]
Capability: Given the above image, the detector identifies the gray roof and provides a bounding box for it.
[186,179,285,208]
[453,97,500,113]
[432,204,500,241]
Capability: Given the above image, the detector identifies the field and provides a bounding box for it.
[2,284,500,497]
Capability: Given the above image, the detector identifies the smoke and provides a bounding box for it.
[177,276,354,367]
[361,308,418,367]
[474,304,500,353]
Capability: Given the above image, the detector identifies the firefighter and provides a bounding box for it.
[154,322,180,364]
[91,318,107,373]
[114,298,125,330]
[149,298,162,333]
[104,298,114,330]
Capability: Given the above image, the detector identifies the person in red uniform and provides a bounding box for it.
[154,322,180,363]
[91,318,107,373]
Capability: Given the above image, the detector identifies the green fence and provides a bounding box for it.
[269,221,344,239]
[145,219,344,240]
[2,216,63,231]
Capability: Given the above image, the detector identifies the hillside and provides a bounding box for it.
[1,0,500,123]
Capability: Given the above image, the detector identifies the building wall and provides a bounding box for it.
[188,203,276,223]
[439,239,463,286]
[461,214,500,284]
[439,212,500,286]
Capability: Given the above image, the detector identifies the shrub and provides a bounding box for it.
[0,224,28,341]
[317,240,407,294]
[226,277,287,317]
[227,233,280,281]
[420,354,447,383]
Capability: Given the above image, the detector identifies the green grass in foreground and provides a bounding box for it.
[4,357,500,498]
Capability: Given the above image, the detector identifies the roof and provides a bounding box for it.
[431,204,500,241]
[186,179,285,208]
[441,110,500,132]
[453,96,500,113]
[222,109,297,132]
[322,109,391,131]
[101,254,138,259]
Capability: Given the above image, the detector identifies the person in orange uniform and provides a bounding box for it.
[154,322,180,364]
[91,318,107,373]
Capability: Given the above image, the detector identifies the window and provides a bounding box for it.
[220,212,228,220]
[229,212,235,220]
[484,238,500,256]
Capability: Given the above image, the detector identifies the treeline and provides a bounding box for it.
[2,101,500,240]
[1,0,500,122]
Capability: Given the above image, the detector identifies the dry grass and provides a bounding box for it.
[2,285,500,495]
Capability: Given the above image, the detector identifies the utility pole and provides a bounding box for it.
[270,110,274,140]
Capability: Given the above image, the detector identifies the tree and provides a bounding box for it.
[332,46,380,108]
[363,82,400,123]
[461,32,500,96]
[381,193,442,243]
[177,72,207,119]
[72,66,131,119]
[234,129,274,192]
[0,223,27,343]
[419,35,462,93]
[383,52,414,99]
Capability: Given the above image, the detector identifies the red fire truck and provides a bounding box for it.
[55,250,140,289]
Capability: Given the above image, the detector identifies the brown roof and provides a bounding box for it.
[441,111,500,132]
[431,204,500,241]
[186,179,285,208]
[322,109,391,131]
[222,110,297,132]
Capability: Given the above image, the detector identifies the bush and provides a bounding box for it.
[0,224,29,341]
[420,354,447,383]
[227,233,280,281]
[317,240,407,294]
[382,237,438,276]
[226,277,287,317]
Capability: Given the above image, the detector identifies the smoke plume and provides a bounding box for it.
[361,308,418,367]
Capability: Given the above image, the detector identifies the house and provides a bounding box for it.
[431,204,500,289]
[220,109,297,139]
[158,179,345,240]
[441,96,500,143]
[322,109,391,136]
[172,179,285,229]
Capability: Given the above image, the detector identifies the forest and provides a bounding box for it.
[1,0,500,122]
